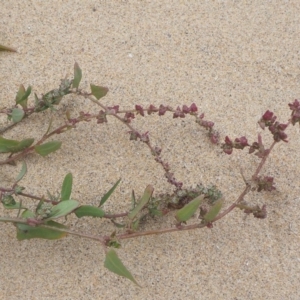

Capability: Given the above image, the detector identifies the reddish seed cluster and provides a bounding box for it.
[124,112,135,123]
[107,105,119,114]
[223,107,293,155]
[97,110,107,124]
[289,99,300,125]
[258,110,277,129]
[173,103,198,118]
[258,110,288,142]
[222,136,249,155]
[254,176,276,192]
[243,204,267,219]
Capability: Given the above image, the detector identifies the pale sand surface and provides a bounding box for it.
[1,1,300,299]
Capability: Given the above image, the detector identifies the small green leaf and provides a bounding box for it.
[128,185,154,220]
[21,209,35,218]
[107,240,121,249]
[0,136,34,153]
[176,195,204,222]
[15,85,28,109]
[132,218,140,230]
[72,62,82,89]
[104,249,140,286]
[35,199,45,214]
[131,190,136,209]
[11,108,25,123]
[60,173,73,201]
[45,199,79,220]
[15,161,27,182]
[16,220,67,240]
[3,202,26,209]
[99,178,121,207]
[44,117,54,136]
[0,44,17,52]
[204,199,223,222]
[149,208,163,217]
[74,205,105,218]
[0,136,18,152]
[1,195,16,206]
[16,85,31,108]
[35,141,62,156]
[90,84,108,100]
[12,138,34,153]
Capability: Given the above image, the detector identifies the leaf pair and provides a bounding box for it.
[176,195,223,223]
[15,85,31,110]
[15,208,74,240]
[74,178,121,218]
[0,136,34,153]
[0,135,62,157]
[73,62,108,100]
[57,174,121,219]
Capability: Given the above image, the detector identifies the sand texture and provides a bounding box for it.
[1,1,300,299]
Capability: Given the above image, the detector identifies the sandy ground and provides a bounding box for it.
[1,1,300,299]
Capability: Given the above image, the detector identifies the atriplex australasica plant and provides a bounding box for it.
[1,62,299,285]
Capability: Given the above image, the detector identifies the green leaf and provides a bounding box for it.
[1,195,16,206]
[13,138,35,153]
[131,190,136,209]
[15,161,27,182]
[104,249,140,286]
[15,85,29,109]
[0,136,34,153]
[45,199,79,220]
[72,62,82,89]
[74,205,105,218]
[44,117,53,136]
[21,209,35,218]
[99,178,121,207]
[107,240,121,248]
[90,84,108,100]
[176,195,204,222]
[60,173,73,201]
[203,199,223,222]
[35,141,62,156]
[132,218,140,230]
[16,85,31,108]
[0,136,18,152]
[11,108,25,123]
[16,220,67,240]
[0,44,17,52]
[3,202,26,209]
[128,185,153,220]
[149,208,163,217]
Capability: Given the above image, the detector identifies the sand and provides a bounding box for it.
[1,1,300,299]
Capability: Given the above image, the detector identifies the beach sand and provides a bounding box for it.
[1,1,300,299]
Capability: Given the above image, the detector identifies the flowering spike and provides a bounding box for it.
[234,136,249,149]
[135,105,144,116]
[189,103,198,113]
[182,105,190,114]
[289,100,300,125]
[97,110,107,123]
[158,105,167,116]
[173,106,185,118]
[147,104,158,115]
[124,112,135,123]
[258,110,276,129]
[106,105,119,115]
[255,176,276,192]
